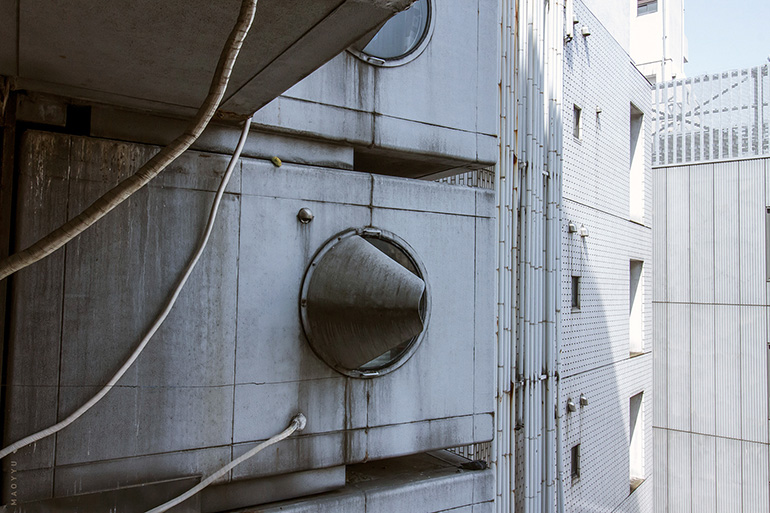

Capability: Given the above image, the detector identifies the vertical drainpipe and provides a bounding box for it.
[554,0,566,511]
[496,0,517,511]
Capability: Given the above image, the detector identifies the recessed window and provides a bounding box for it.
[571,444,581,479]
[629,392,645,492]
[630,103,644,222]
[573,105,582,139]
[637,0,658,16]
[629,260,643,356]
[571,276,581,310]
[349,0,433,66]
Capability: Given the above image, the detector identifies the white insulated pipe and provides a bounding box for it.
[512,1,564,512]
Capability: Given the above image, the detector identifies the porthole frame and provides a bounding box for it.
[299,227,431,378]
[347,0,436,67]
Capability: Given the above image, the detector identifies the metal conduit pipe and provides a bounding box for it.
[554,1,566,511]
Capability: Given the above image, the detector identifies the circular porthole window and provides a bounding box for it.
[348,0,434,67]
[300,228,431,378]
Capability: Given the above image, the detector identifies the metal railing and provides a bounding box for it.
[652,64,770,166]
[436,168,495,190]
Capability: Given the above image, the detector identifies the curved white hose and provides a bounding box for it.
[0,116,253,460]
[0,0,258,282]
[145,414,307,513]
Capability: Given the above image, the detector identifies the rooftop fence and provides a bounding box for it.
[653,64,770,166]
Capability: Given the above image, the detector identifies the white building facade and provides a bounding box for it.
[561,2,654,511]
[653,66,770,512]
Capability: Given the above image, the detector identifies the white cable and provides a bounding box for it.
[0,0,258,281]
[145,413,307,513]
[0,116,253,460]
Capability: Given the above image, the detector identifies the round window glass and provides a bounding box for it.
[350,0,432,63]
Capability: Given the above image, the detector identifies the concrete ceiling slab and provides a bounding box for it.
[2,0,413,118]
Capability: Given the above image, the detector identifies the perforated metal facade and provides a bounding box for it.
[561,2,654,511]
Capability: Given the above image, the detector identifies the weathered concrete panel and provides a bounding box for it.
[474,213,496,416]
[242,158,371,206]
[368,208,476,425]
[4,132,69,476]
[6,130,496,507]
[372,174,476,216]
[235,196,369,385]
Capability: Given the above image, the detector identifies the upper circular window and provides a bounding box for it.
[348,0,434,67]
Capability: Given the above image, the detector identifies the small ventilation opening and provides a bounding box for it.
[571,276,580,310]
[571,444,581,479]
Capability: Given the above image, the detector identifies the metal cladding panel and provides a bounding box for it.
[742,441,770,511]
[666,166,690,303]
[716,437,743,512]
[691,433,717,513]
[667,303,690,432]
[653,302,667,429]
[4,131,496,504]
[766,158,770,204]
[740,306,769,443]
[689,164,715,304]
[713,161,741,305]
[653,428,667,513]
[653,168,667,302]
[667,430,691,512]
[739,159,766,304]
[715,305,742,439]
[560,357,652,513]
[690,304,716,436]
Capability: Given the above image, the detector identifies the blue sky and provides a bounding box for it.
[684,0,770,76]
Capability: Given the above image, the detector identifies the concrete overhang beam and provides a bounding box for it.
[0,0,415,118]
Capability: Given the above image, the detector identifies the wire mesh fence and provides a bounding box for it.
[652,65,770,166]
[436,168,496,190]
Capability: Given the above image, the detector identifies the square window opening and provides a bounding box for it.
[629,260,643,356]
[571,276,580,310]
[629,392,645,492]
[571,444,581,479]
[630,103,645,223]
[637,0,658,16]
[573,105,582,139]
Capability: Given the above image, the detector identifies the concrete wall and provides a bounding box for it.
[251,0,499,177]
[561,2,654,511]
[630,0,687,82]
[2,129,495,510]
[653,157,770,512]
